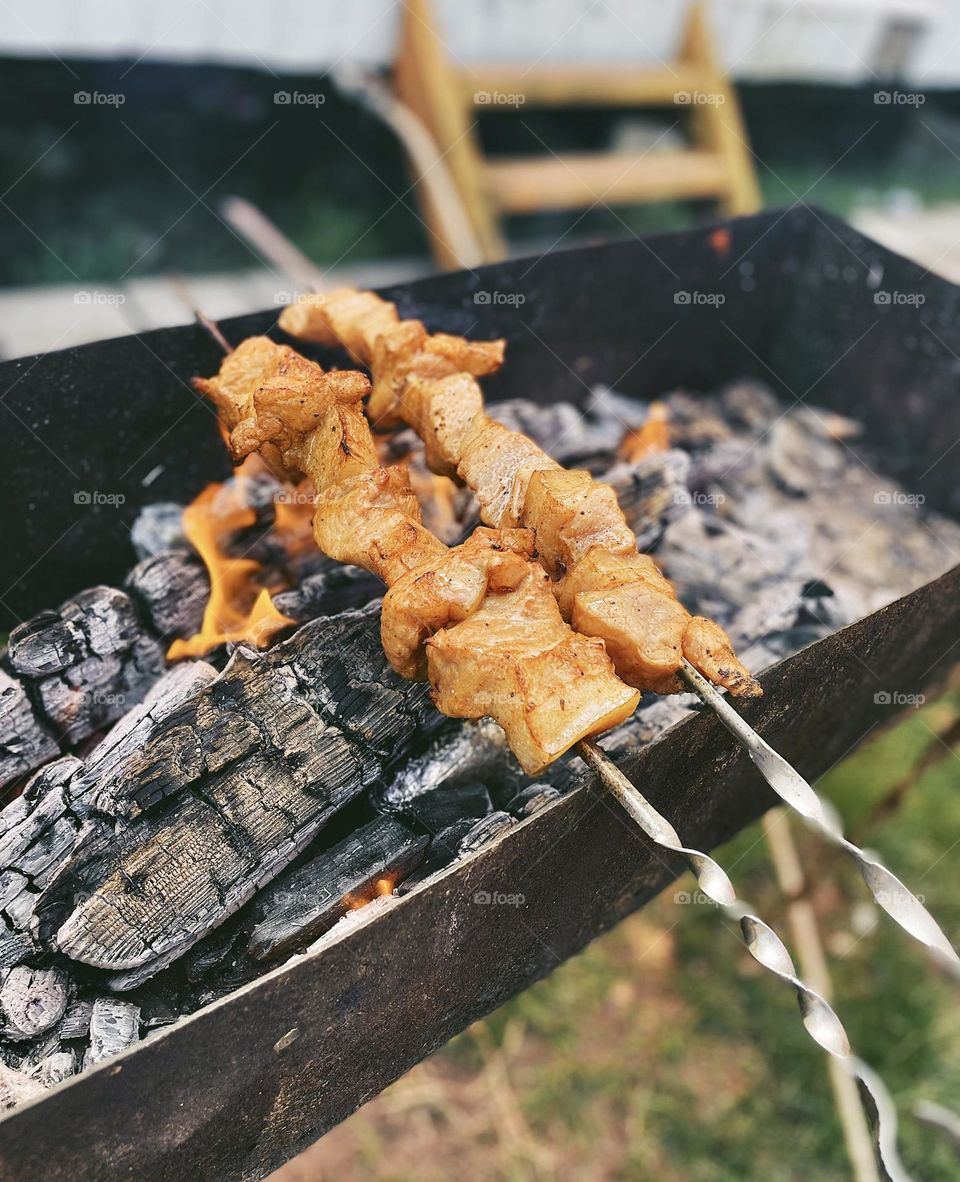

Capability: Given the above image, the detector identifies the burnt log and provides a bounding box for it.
[247,816,427,962]
[58,999,93,1042]
[0,663,216,953]
[506,783,562,817]
[33,606,436,990]
[0,671,59,791]
[457,811,517,854]
[130,503,188,560]
[6,587,165,746]
[604,449,691,551]
[272,563,381,623]
[0,967,69,1041]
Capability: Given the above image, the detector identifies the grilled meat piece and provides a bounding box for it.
[278,290,761,698]
[194,338,641,773]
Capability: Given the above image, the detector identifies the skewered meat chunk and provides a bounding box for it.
[428,562,639,773]
[194,338,640,774]
[381,527,533,680]
[279,290,760,698]
[279,292,503,426]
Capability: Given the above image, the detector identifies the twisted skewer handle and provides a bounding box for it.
[578,739,912,1182]
[679,660,960,973]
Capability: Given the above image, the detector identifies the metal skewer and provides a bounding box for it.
[578,742,911,1182]
[181,296,915,1180]
[679,660,960,975]
[214,196,959,972]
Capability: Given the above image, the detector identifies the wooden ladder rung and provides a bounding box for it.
[460,64,711,108]
[484,150,731,213]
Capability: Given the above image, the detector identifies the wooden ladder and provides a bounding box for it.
[393,0,762,269]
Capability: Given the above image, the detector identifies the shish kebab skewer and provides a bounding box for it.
[278,288,960,973]
[190,333,643,777]
[191,319,912,1182]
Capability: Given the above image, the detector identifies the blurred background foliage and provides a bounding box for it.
[3,59,960,284]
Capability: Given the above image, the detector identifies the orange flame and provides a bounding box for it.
[618,401,671,464]
[167,459,295,661]
[342,875,398,912]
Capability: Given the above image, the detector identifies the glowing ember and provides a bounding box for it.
[342,876,398,912]
[618,401,670,463]
[167,461,295,661]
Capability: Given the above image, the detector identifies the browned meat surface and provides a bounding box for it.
[278,289,762,699]
[194,337,642,771]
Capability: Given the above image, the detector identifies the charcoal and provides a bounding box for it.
[0,932,34,971]
[604,449,690,550]
[766,411,845,496]
[58,998,93,1041]
[247,816,427,962]
[725,580,809,650]
[83,999,140,1068]
[79,660,217,810]
[506,784,562,818]
[489,398,611,463]
[406,782,492,833]
[0,665,218,945]
[272,563,381,622]
[657,392,732,450]
[130,502,187,559]
[378,718,523,811]
[797,580,858,632]
[424,819,476,869]
[32,606,435,990]
[8,587,141,680]
[600,696,696,760]
[588,385,652,434]
[0,966,69,1041]
[126,549,208,640]
[719,380,780,432]
[34,1051,75,1088]
[0,671,59,791]
[138,996,181,1031]
[6,587,166,747]
[0,1062,43,1111]
[457,811,517,855]
[182,921,248,984]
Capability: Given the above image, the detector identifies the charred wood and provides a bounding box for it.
[377,719,524,812]
[247,815,427,962]
[457,811,517,855]
[0,663,216,952]
[272,562,381,623]
[0,671,59,791]
[58,998,93,1042]
[0,565,214,790]
[130,502,188,560]
[83,998,140,1068]
[506,784,562,818]
[126,550,208,641]
[33,606,435,990]
[0,966,69,1041]
[405,782,492,834]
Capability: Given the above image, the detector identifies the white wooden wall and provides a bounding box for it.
[1,0,957,86]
